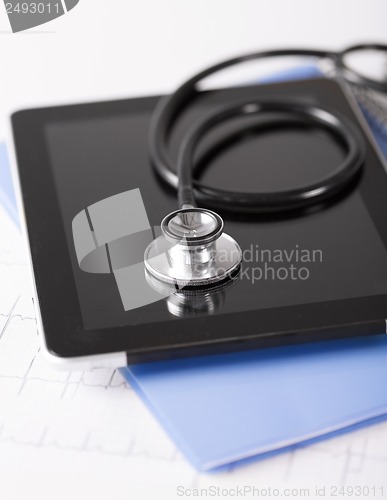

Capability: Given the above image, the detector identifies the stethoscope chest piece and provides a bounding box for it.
[144,208,242,288]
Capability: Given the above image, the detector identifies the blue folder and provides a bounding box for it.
[0,143,18,227]
[3,67,387,471]
[123,67,387,471]
[124,336,387,470]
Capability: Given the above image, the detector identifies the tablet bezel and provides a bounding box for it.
[10,78,387,365]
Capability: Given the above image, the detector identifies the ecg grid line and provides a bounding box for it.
[0,296,181,461]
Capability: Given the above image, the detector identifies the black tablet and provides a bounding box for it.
[10,78,387,367]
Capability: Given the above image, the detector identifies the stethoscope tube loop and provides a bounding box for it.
[149,48,336,195]
[148,45,384,214]
[176,98,365,212]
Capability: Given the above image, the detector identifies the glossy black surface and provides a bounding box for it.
[11,78,387,360]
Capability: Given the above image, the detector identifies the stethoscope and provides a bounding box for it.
[144,44,387,290]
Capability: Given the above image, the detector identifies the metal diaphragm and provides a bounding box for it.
[144,208,242,288]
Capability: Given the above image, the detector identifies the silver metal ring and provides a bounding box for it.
[144,208,242,288]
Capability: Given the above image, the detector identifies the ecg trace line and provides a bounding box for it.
[0,360,131,392]
[0,296,20,341]
[0,424,180,462]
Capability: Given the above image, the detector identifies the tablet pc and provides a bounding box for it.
[10,78,387,367]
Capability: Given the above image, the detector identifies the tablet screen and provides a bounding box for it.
[44,86,387,332]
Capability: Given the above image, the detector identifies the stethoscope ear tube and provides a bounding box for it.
[337,43,387,94]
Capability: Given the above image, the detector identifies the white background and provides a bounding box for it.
[0,0,386,132]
